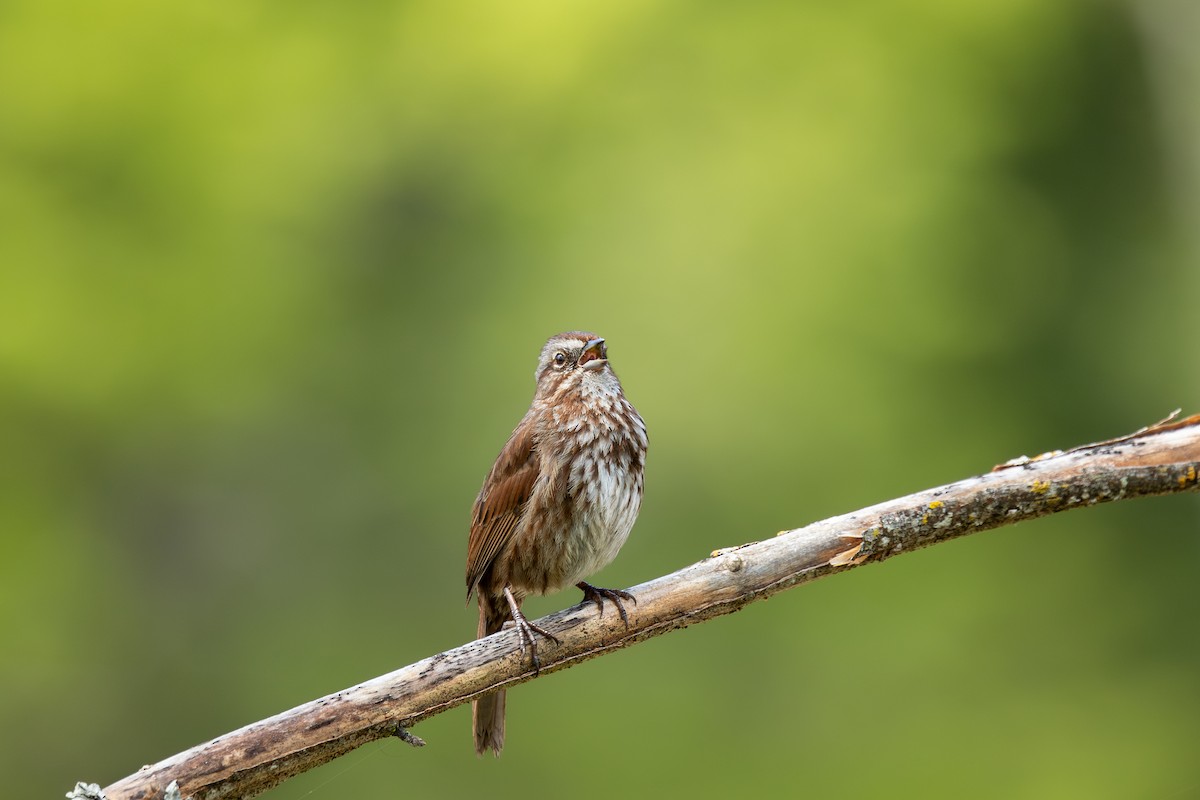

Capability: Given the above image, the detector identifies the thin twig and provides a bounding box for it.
[95,414,1200,800]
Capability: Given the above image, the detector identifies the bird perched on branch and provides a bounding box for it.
[466,331,648,756]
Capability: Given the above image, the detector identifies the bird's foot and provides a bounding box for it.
[502,586,560,674]
[576,581,636,628]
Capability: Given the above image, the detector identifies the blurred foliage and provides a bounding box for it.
[1,0,1197,798]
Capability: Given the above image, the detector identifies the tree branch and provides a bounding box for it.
[96,414,1200,800]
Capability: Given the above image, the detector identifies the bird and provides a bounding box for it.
[465,331,648,756]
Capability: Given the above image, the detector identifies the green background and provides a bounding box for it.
[3,1,1198,798]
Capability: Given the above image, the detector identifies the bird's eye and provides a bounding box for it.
[553,352,567,367]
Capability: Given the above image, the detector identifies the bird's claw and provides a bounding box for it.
[501,586,560,674]
[576,581,637,628]
[513,615,560,674]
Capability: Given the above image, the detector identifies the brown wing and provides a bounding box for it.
[465,414,538,600]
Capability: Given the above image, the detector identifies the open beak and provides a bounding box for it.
[578,338,607,370]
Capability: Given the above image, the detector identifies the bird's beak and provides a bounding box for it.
[579,338,607,370]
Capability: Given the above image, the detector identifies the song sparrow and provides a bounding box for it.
[466,331,648,756]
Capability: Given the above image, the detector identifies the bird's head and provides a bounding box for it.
[533,331,619,398]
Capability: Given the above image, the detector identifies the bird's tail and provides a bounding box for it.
[472,592,510,756]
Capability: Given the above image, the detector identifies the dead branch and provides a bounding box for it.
[95,414,1200,800]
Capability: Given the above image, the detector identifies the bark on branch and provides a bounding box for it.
[96,414,1200,800]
